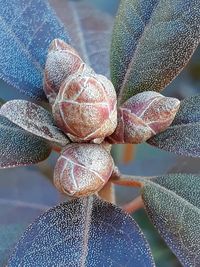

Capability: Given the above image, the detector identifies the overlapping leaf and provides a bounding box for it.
[0,0,69,100]
[0,100,69,146]
[148,95,200,157]
[50,0,113,77]
[142,174,200,267]
[8,195,155,266]
[0,167,60,265]
[0,115,51,168]
[111,0,200,104]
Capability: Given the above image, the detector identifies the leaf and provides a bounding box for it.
[50,0,113,77]
[142,174,200,267]
[111,0,200,104]
[0,167,60,265]
[148,95,200,157]
[0,100,69,146]
[0,115,51,168]
[0,0,69,100]
[8,195,155,266]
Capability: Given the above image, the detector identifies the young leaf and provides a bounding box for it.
[0,100,69,146]
[111,0,200,104]
[8,196,155,266]
[0,115,51,168]
[49,0,113,77]
[0,167,60,265]
[148,95,200,157]
[0,0,69,100]
[142,174,200,267]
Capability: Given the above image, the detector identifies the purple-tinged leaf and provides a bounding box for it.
[142,174,200,267]
[8,196,155,266]
[148,95,200,157]
[111,0,200,104]
[0,0,69,100]
[0,115,51,168]
[0,167,60,265]
[50,0,113,77]
[0,100,69,146]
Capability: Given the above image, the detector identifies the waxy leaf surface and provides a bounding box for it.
[0,167,60,265]
[0,115,51,168]
[9,196,155,267]
[0,0,69,100]
[142,174,200,267]
[148,95,200,157]
[50,0,113,77]
[111,0,200,104]
[0,100,69,146]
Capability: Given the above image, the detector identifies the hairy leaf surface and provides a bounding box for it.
[142,174,200,267]
[0,115,51,168]
[148,95,200,157]
[0,100,69,146]
[50,0,113,77]
[0,0,69,100]
[0,167,60,265]
[111,0,200,104]
[8,196,155,266]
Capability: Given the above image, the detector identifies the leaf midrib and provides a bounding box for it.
[118,0,160,103]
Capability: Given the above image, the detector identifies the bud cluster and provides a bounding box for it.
[43,39,180,198]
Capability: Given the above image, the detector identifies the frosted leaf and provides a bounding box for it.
[0,0,69,100]
[111,0,200,104]
[0,100,69,147]
[8,196,155,266]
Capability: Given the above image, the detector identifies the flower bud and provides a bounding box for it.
[43,39,86,104]
[54,143,114,197]
[108,91,180,144]
[52,72,117,143]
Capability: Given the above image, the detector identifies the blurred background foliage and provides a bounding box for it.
[0,0,199,266]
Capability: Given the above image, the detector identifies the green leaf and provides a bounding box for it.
[0,115,51,168]
[148,95,200,157]
[111,0,200,104]
[0,167,60,265]
[8,196,155,266]
[0,100,69,146]
[50,0,113,78]
[0,98,5,107]
[142,174,200,267]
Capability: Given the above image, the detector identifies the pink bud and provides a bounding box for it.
[43,39,85,104]
[54,144,114,197]
[108,91,180,144]
[52,72,117,143]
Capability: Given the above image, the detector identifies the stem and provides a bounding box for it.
[111,172,156,188]
[98,181,115,204]
[122,196,144,214]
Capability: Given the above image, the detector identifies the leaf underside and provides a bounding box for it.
[111,0,200,104]
[8,196,155,267]
[0,115,51,168]
[142,174,200,267]
[0,0,69,100]
[148,95,200,157]
[0,100,69,146]
[49,0,113,78]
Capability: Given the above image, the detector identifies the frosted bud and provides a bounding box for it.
[108,91,180,144]
[52,72,117,143]
[54,143,114,197]
[43,39,87,104]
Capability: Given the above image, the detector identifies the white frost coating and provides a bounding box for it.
[0,100,69,146]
